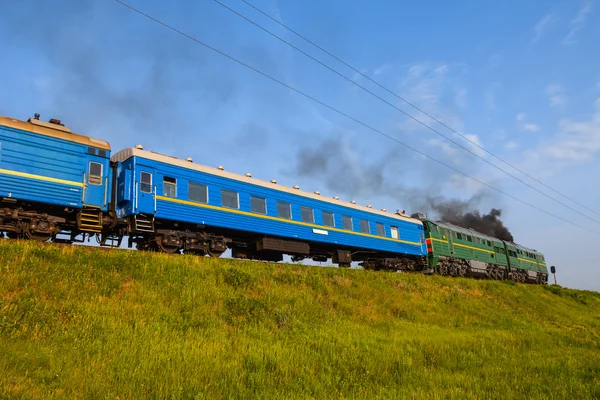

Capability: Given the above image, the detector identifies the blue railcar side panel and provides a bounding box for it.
[117,155,427,257]
[0,125,111,211]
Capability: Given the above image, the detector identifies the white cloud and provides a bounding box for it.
[454,88,468,108]
[396,62,466,133]
[484,90,496,110]
[532,13,556,43]
[428,138,457,157]
[373,63,392,76]
[527,97,600,165]
[546,84,568,107]
[504,140,518,150]
[562,1,594,44]
[523,123,540,132]
[462,133,486,157]
[516,112,540,131]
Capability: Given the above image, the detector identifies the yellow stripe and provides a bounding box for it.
[453,242,495,254]
[518,257,545,266]
[0,168,84,187]
[429,237,447,243]
[428,237,495,254]
[156,195,421,246]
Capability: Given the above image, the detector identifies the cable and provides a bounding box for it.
[112,0,600,235]
[238,0,600,219]
[214,0,600,226]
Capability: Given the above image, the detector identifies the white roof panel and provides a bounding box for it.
[112,147,423,225]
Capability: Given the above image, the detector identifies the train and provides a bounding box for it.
[0,114,548,284]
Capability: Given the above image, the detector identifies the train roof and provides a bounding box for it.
[0,115,111,151]
[427,220,502,243]
[112,147,422,225]
[418,217,544,256]
[504,241,543,255]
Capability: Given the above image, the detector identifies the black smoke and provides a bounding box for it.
[426,197,514,241]
[292,136,515,242]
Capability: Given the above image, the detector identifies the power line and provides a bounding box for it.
[214,0,600,227]
[237,0,600,220]
[112,0,600,235]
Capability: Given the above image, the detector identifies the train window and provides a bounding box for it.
[487,240,492,247]
[322,211,335,227]
[189,182,207,203]
[301,206,314,223]
[456,233,463,240]
[163,177,176,197]
[98,149,107,158]
[140,172,152,193]
[250,196,266,214]
[359,219,370,234]
[376,222,385,237]
[277,202,291,219]
[88,162,102,186]
[467,236,472,242]
[342,215,353,230]
[87,147,96,155]
[221,189,239,209]
[391,226,399,239]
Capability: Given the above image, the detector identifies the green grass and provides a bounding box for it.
[1,240,599,399]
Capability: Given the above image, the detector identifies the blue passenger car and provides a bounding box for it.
[112,147,427,266]
[0,115,112,237]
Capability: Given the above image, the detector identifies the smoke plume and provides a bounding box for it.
[426,197,514,241]
[292,136,515,242]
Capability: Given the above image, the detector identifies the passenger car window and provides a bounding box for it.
[163,177,176,197]
[342,215,353,230]
[359,219,370,234]
[188,182,207,203]
[250,196,266,214]
[301,206,314,223]
[140,172,152,193]
[390,226,399,239]
[221,189,239,209]
[376,222,385,237]
[322,211,335,227]
[277,202,291,219]
[88,162,102,186]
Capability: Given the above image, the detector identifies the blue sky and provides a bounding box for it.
[1,0,599,290]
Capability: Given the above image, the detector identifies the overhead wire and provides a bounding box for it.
[212,0,600,226]
[112,0,600,235]
[239,0,600,220]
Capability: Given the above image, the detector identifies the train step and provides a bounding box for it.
[133,215,154,233]
[77,206,102,233]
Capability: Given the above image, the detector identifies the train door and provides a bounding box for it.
[135,168,156,215]
[84,160,108,209]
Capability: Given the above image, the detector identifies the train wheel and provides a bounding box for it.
[156,236,180,254]
[207,248,224,258]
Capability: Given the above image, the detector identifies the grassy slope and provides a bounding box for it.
[1,240,599,399]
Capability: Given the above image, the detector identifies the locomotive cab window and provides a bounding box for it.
[140,172,152,193]
[163,177,176,198]
[251,196,266,214]
[277,202,291,219]
[342,215,353,230]
[189,182,207,203]
[88,162,103,186]
[376,222,385,237]
[391,226,399,239]
[359,219,370,234]
[322,211,335,227]
[301,206,314,223]
[221,189,239,209]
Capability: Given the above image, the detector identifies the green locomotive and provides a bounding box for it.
[412,214,548,284]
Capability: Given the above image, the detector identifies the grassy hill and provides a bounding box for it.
[1,240,599,399]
